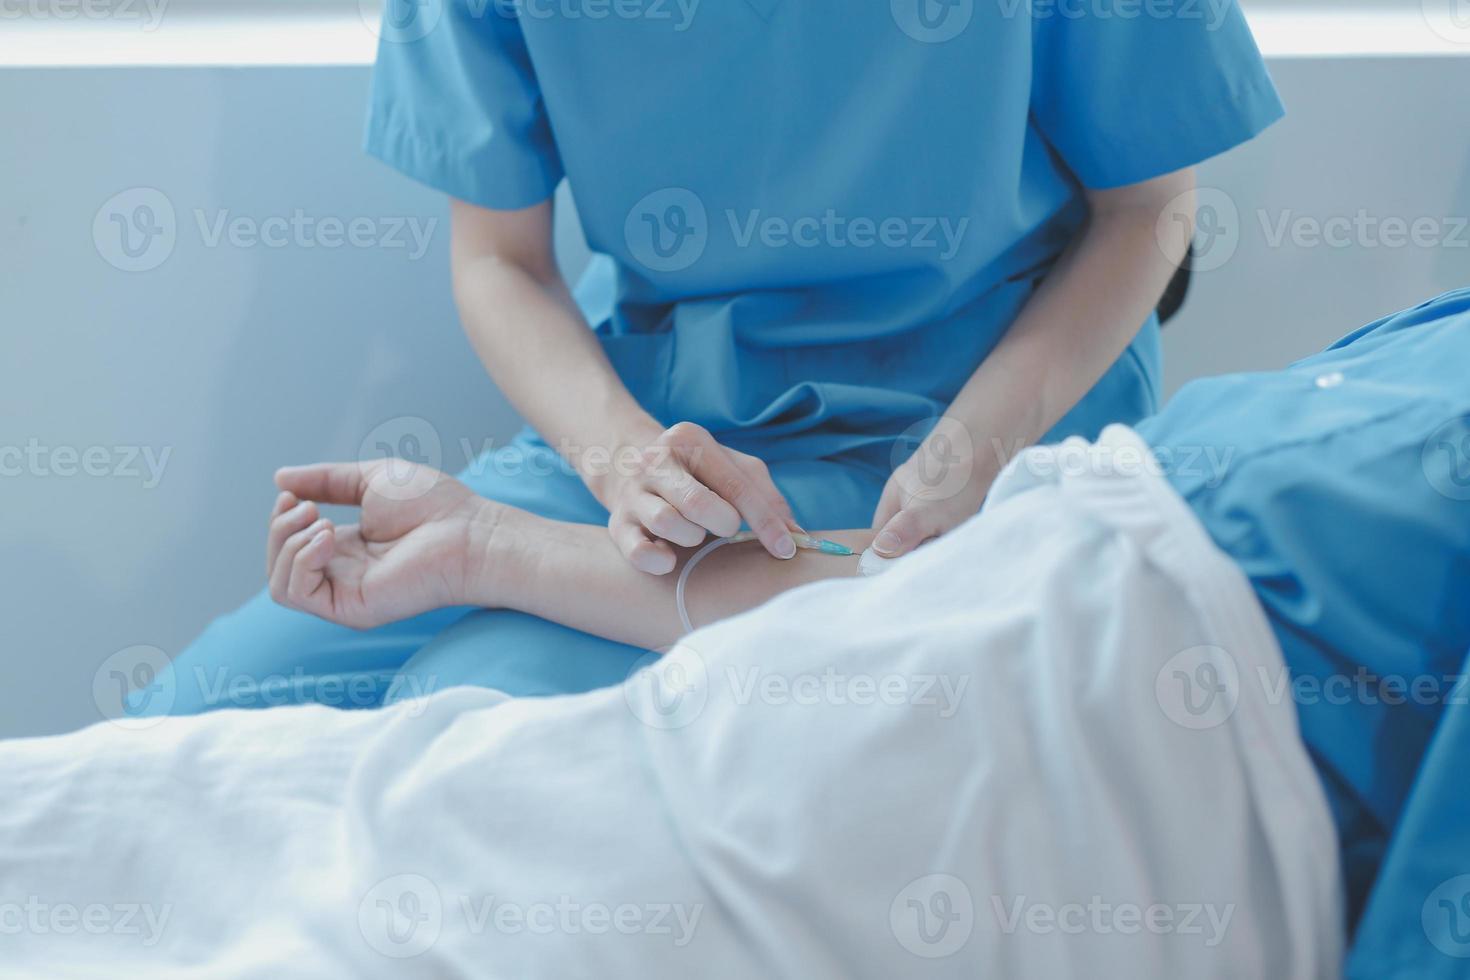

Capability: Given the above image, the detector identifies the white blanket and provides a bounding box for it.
[0,427,1342,978]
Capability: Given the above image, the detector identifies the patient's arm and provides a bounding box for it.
[483,507,872,649]
[268,459,870,650]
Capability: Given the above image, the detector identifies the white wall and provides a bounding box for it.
[2,55,1467,738]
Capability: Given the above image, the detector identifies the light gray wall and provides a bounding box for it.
[2,56,1467,738]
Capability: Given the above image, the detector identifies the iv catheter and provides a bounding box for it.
[674,531,854,633]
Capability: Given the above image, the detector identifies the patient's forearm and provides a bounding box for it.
[472,508,873,649]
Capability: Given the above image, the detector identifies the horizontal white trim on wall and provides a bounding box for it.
[1,4,1467,67]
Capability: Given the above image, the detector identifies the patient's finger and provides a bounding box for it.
[267,499,317,575]
[610,517,677,575]
[275,462,369,507]
[286,523,335,615]
[270,517,327,605]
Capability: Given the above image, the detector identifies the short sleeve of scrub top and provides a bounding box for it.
[364,0,1283,465]
[1029,0,1283,189]
[364,0,563,210]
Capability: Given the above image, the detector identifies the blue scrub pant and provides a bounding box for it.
[147,430,887,715]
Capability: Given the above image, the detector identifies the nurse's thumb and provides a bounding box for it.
[872,509,925,558]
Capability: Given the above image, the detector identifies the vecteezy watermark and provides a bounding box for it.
[494,0,701,29]
[724,665,970,718]
[623,646,710,730]
[624,188,709,274]
[623,188,972,274]
[1257,209,1470,251]
[1423,416,1470,501]
[990,895,1235,948]
[993,437,1236,489]
[357,416,446,502]
[1154,645,1241,730]
[1157,188,1470,274]
[1002,0,1233,30]
[888,417,977,505]
[1422,0,1470,46]
[725,209,970,262]
[93,644,176,728]
[1156,186,1238,273]
[891,0,973,43]
[890,873,975,958]
[1423,874,1470,959]
[1257,664,1470,710]
[0,898,172,947]
[93,188,439,273]
[1159,653,1470,730]
[0,439,171,488]
[186,666,439,712]
[0,0,166,27]
[357,874,703,958]
[359,0,444,43]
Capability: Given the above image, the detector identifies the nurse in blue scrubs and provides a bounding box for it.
[154,0,1283,712]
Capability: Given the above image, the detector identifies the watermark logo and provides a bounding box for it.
[359,874,443,958]
[625,188,708,274]
[890,873,974,958]
[1422,0,1470,46]
[623,645,709,729]
[94,189,438,271]
[360,0,443,42]
[1423,874,1470,958]
[93,644,175,728]
[891,0,973,42]
[1155,645,1239,730]
[1423,416,1470,501]
[93,187,176,273]
[357,416,445,502]
[889,416,975,505]
[1157,186,1238,273]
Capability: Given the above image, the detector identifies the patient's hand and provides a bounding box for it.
[266,460,492,629]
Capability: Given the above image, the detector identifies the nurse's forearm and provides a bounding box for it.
[449,199,663,485]
[946,167,1195,485]
[469,504,872,650]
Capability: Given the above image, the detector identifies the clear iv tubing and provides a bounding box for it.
[674,535,739,634]
[674,531,863,633]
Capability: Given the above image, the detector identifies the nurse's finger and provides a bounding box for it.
[286,523,335,616]
[267,499,318,576]
[870,481,903,533]
[271,517,328,604]
[871,506,934,559]
[610,517,677,576]
[686,446,796,560]
[641,462,742,539]
[631,492,707,549]
[275,462,369,507]
[730,451,797,527]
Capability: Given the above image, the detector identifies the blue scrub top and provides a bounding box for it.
[1139,289,1470,976]
[365,0,1281,465]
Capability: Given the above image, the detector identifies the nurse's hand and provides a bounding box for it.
[599,421,799,575]
[265,460,487,629]
[869,428,990,560]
